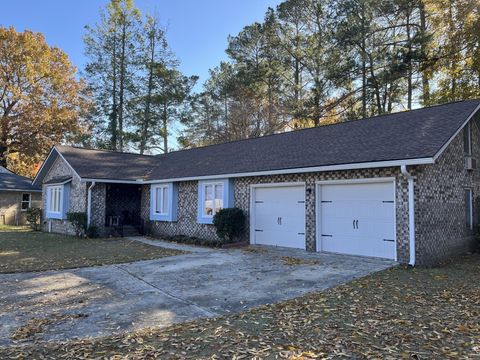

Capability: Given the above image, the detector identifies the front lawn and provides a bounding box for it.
[1,253,479,359]
[0,224,31,232]
[0,231,184,273]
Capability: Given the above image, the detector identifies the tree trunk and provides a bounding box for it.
[162,102,168,153]
[110,28,118,150]
[140,30,155,155]
[118,19,127,152]
[448,1,457,101]
[419,0,430,104]
[0,121,7,168]
[406,12,413,110]
[361,3,367,118]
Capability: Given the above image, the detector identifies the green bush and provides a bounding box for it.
[212,207,246,243]
[66,212,87,238]
[86,225,99,238]
[25,208,41,231]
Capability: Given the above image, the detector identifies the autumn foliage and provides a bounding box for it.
[0,27,90,176]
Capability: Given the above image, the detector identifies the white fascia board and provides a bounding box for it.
[142,157,435,184]
[432,103,480,162]
[81,178,144,184]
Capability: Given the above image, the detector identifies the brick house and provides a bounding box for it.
[0,167,41,225]
[32,100,480,266]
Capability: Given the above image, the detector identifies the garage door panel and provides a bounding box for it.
[253,185,305,249]
[319,182,396,260]
[322,183,393,202]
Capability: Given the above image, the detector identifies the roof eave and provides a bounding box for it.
[81,157,435,184]
[0,188,42,192]
[432,102,480,161]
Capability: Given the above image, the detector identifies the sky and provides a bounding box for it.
[0,0,282,88]
[0,0,282,150]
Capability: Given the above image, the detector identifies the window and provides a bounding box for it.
[197,179,233,224]
[47,185,63,215]
[464,122,472,155]
[150,183,177,222]
[202,182,224,217]
[21,193,31,211]
[465,189,473,230]
[155,185,169,215]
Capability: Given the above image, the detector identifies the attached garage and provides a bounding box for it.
[250,183,306,249]
[317,179,396,260]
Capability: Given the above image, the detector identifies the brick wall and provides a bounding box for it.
[145,168,411,263]
[141,182,219,240]
[414,117,480,266]
[90,183,106,236]
[0,191,41,225]
[42,156,86,235]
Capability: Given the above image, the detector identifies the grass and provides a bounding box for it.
[1,253,479,359]
[0,224,31,232]
[0,230,184,273]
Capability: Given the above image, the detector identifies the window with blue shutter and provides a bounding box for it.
[197,179,234,224]
[150,183,178,222]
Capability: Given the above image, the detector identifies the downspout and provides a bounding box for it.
[401,165,415,266]
[87,181,96,227]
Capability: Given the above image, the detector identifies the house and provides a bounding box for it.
[0,167,42,225]
[32,100,480,266]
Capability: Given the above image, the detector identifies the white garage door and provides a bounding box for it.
[319,181,396,259]
[252,185,305,249]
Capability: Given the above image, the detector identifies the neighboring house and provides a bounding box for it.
[32,100,480,266]
[0,167,41,225]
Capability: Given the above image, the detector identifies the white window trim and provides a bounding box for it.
[201,181,224,218]
[21,193,31,212]
[153,184,169,216]
[47,185,63,215]
[150,183,177,222]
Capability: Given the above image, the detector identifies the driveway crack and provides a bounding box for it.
[113,265,217,317]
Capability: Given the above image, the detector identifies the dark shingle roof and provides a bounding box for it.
[55,100,480,181]
[0,172,41,192]
[56,146,159,181]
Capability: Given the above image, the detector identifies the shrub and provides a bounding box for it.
[86,225,99,238]
[25,208,41,231]
[213,207,246,243]
[66,212,87,238]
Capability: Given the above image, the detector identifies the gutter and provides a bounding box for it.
[87,181,96,226]
[81,157,435,185]
[401,165,416,266]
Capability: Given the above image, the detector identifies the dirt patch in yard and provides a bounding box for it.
[1,253,479,359]
[280,255,321,266]
[0,231,184,273]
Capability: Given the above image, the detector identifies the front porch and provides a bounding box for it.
[90,183,145,237]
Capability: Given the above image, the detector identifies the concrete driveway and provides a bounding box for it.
[0,238,394,345]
